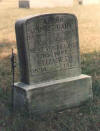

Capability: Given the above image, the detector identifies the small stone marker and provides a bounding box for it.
[19,0,30,8]
[14,13,93,114]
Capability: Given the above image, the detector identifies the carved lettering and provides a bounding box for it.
[26,15,80,77]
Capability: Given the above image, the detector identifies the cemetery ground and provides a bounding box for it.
[0,1,100,130]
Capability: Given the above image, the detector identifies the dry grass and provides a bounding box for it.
[0,0,100,131]
[0,0,100,56]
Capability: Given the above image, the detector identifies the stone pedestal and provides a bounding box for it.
[13,75,93,114]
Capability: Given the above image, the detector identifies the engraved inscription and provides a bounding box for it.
[26,15,80,77]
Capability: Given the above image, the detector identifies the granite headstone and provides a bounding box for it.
[14,13,93,114]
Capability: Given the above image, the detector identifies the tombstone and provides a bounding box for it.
[14,13,93,114]
[19,0,73,8]
[19,0,30,8]
[78,0,100,5]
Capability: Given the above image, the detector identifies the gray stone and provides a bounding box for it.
[14,75,92,114]
[15,14,81,84]
[19,0,30,8]
[14,13,93,114]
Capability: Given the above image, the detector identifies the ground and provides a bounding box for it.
[0,0,100,131]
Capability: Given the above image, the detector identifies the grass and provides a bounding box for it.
[0,0,100,130]
[0,52,100,131]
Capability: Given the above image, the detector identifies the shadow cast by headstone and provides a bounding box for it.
[0,53,19,104]
[81,51,100,99]
[81,51,100,78]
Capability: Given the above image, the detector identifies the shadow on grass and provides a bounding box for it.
[81,51,100,98]
[0,51,100,131]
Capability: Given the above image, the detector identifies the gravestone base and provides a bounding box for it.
[13,74,93,114]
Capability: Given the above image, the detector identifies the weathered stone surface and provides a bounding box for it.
[15,14,81,84]
[19,0,30,8]
[13,75,93,114]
